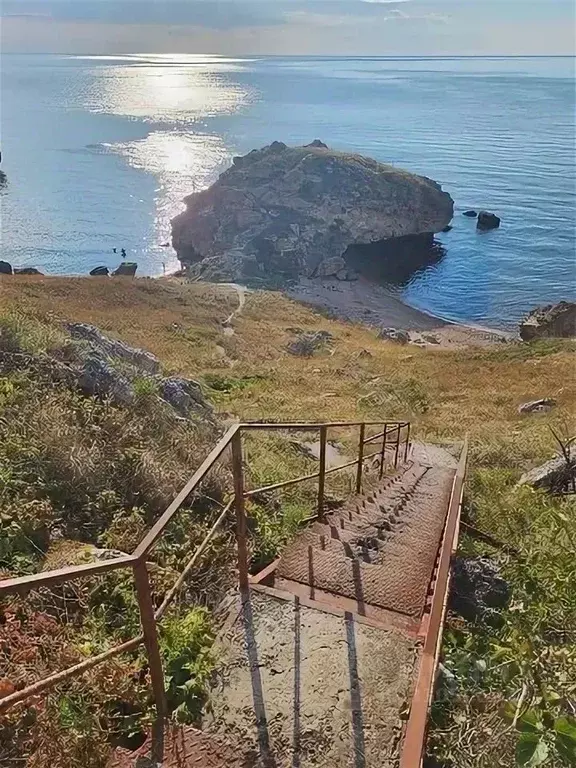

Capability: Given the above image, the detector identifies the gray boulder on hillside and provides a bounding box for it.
[519,301,576,341]
[172,141,453,283]
[518,455,576,493]
[67,323,161,374]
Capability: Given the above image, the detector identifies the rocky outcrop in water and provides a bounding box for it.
[172,141,453,284]
[0,261,12,275]
[476,211,500,230]
[519,301,576,341]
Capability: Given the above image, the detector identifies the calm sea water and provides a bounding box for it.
[1,54,574,328]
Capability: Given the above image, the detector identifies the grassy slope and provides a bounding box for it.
[1,276,575,767]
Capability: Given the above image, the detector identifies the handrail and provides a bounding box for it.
[0,554,138,597]
[400,435,469,768]
[0,417,412,759]
[134,425,239,558]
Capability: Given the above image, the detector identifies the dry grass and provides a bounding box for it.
[1,276,575,767]
[2,276,574,462]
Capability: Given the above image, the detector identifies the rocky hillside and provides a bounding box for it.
[0,276,575,768]
[171,141,453,284]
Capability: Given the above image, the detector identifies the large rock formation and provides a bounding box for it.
[519,301,576,341]
[171,141,453,284]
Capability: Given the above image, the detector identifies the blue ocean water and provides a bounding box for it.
[0,54,574,328]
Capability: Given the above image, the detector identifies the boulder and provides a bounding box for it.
[67,323,161,374]
[314,256,347,278]
[172,141,453,283]
[378,327,410,345]
[476,211,500,230]
[519,301,576,341]
[160,377,213,419]
[287,330,333,357]
[335,267,359,282]
[518,398,557,414]
[89,266,109,276]
[112,262,138,277]
[77,355,134,404]
[518,455,576,493]
[0,261,12,275]
[450,556,510,622]
[463,210,478,218]
[14,267,43,275]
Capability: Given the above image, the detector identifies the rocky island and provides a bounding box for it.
[171,140,453,285]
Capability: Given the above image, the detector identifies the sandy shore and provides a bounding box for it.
[287,277,512,347]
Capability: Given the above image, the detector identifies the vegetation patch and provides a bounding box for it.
[0,277,574,767]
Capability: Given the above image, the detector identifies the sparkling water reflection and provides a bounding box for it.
[0,54,574,328]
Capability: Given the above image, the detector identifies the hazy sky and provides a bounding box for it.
[2,0,575,55]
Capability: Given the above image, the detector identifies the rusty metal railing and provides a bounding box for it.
[0,419,410,760]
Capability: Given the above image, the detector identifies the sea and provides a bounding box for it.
[1,54,574,329]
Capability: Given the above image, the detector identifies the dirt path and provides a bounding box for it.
[222,283,248,335]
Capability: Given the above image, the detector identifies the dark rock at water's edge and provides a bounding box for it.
[463,210,478,217]
[441,225,453,232]
[14,267,44,275]
[172,141,453,285]
[90,266,110,277]
[519,301,576,341]
[0,261,13,275]
[476,211,500,230]
[450,556,510,622]
[112,262,138,277]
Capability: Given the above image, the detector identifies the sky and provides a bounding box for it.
[1,0,575,55]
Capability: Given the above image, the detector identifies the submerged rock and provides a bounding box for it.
[476,211,501,230]
[0,261,13,275]
[519,301,576,341]
[172,141,453,284]
[463,210,478,218]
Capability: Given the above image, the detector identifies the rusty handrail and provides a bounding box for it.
[0,417,412,760]
[134,425,240,559]
[400,436,469,768]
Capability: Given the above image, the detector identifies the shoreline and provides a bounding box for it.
[286,276,513,347]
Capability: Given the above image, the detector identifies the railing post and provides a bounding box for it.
[404,422,411,463]
[356,424,366,494]
[378,425,388,480]
[317,425,328,522]
[232,428,249,592]
[393,424,402,468]
[133,559,167,763]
